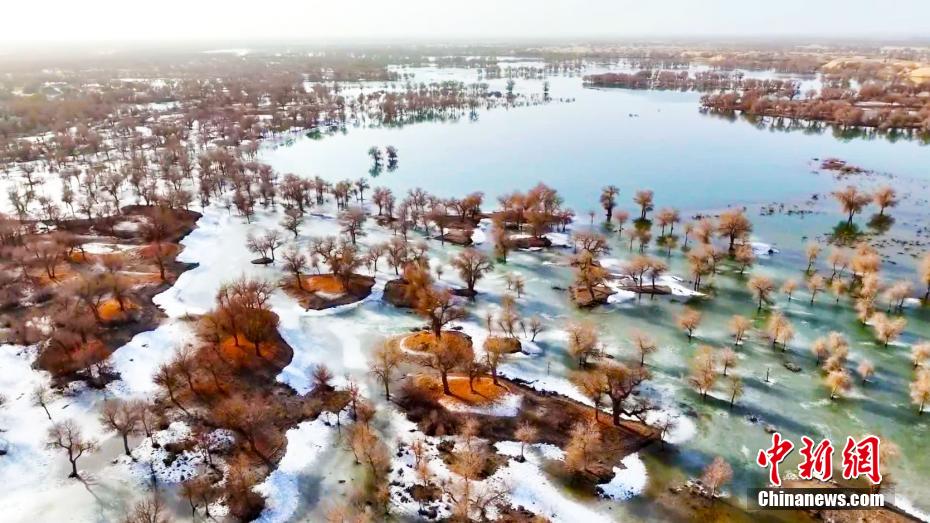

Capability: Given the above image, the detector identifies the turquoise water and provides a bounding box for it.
[266,69,928,214]
[262,65,930,519]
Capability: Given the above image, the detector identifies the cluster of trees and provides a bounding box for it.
[367,145,398,174]
[702,81,930,132]
[831,184,898,227]
[494,183,573,250]
[0,206,191,378]
[1,48,552,161]
[566,186,763,307]
[565,320,655,426]
[733,234,930,410]
[585,70,800,97]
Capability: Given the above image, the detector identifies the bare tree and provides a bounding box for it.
[450,248,493,297]
[514,422,538,461]
[690,345,718,400]
[339,207,367,245]
[729,314,750,345]
[717,209,752,252]
[677,307,702,341]
[872,186,898,216]
[100,399,140,456]
[424,336,473,395]
[701,456,733,498]
[630,329,657,366]
[832,185,872,226]
[369,341,403,400]
[123,493,171,523]
[748,275,775,311]
[564,419,601,475]
[32,384,53,420]
[600,185,619,223]
[281,247,308,291]
[47,419,98,478]
[567,320,600,367]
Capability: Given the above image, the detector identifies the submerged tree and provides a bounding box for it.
[99,399,140,456]
[920,253,930,303]
[912,341,930,368]
[567,320,600,367]
[728,315,751,346]
[871,313,906,348]
[872,186,898,216]
[748,275,775,311]
[369,341,403,400]
[701,456,733,498]
[832,185,872,226]
[451,248,493,297]
[633,189,654,221]
[630,329,658,366]
[766,312,795,350]
[911,369,930,414]
[727,376,744,408]
[825,369,852,400]
[600,185,619,223]
[805,243,821,274]
[717,209,752,253]
[677,307,702,342]
[689,345,718,400]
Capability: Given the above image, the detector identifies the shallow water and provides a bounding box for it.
[257,63,930,520]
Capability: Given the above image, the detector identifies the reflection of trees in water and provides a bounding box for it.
[867,214,895,235]
[830,221,864,246]
[830,215,893,246]
[700,108,930,145]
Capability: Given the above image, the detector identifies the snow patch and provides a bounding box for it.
[598,453,648,500]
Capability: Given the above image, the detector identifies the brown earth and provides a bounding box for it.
[283,273,375,310]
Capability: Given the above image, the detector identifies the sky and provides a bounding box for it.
[1,0,928,45]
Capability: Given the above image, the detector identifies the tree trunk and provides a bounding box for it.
[441,372,451,395]
[122,432,131,456]
[611,399,621,426]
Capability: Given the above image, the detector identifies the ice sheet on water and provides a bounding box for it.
[253,411,345,523]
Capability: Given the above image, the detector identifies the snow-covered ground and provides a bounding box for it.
[0,345,146,522]
[1,195,670,521]
[598,453,648,500]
